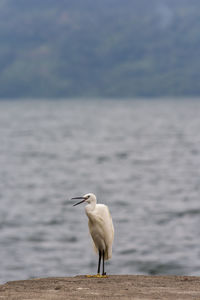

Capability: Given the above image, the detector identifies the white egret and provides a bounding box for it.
[72,193,114,277]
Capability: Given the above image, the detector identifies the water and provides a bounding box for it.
[0,98,200,283]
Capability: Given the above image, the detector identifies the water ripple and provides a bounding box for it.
[1,99,200,282]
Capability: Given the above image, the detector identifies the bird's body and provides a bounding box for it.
[86,203,114,260]
[72,193,114,277]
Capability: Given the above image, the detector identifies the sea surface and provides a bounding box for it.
[0,98,200,283]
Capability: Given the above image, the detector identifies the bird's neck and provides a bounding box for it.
[85,201,96,215]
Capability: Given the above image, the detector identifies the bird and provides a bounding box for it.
[72,193,114,278]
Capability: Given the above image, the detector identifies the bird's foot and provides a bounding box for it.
[86,273,108,278]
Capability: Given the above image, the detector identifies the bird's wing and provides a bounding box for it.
[102,206,114,259]
[99,205,114,241]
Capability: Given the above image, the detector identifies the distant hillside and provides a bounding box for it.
[0,0,200,98]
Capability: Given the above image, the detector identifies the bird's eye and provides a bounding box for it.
[87,195,90,199]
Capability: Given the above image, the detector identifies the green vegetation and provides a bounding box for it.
[0,0,200,98]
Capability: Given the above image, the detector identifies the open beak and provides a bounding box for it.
[72,197,86,206]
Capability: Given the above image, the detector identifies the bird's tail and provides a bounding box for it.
[91,240,112,260]
[105,246,112,260]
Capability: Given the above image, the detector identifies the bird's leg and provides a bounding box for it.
[102,250,106,276]
[97,250,101,275]
[85,250,107,278]
[86,250,102,278]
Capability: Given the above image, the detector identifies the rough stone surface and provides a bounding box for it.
[0,275,200,300]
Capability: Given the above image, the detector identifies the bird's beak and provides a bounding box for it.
[72,197,86,206]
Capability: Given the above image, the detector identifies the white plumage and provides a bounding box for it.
[72,193,114,277]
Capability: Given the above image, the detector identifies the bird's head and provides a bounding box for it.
[72,193,96,206]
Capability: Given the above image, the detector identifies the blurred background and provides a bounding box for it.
[0,0,200,283]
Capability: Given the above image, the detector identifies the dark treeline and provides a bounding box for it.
[0,0,200,98]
